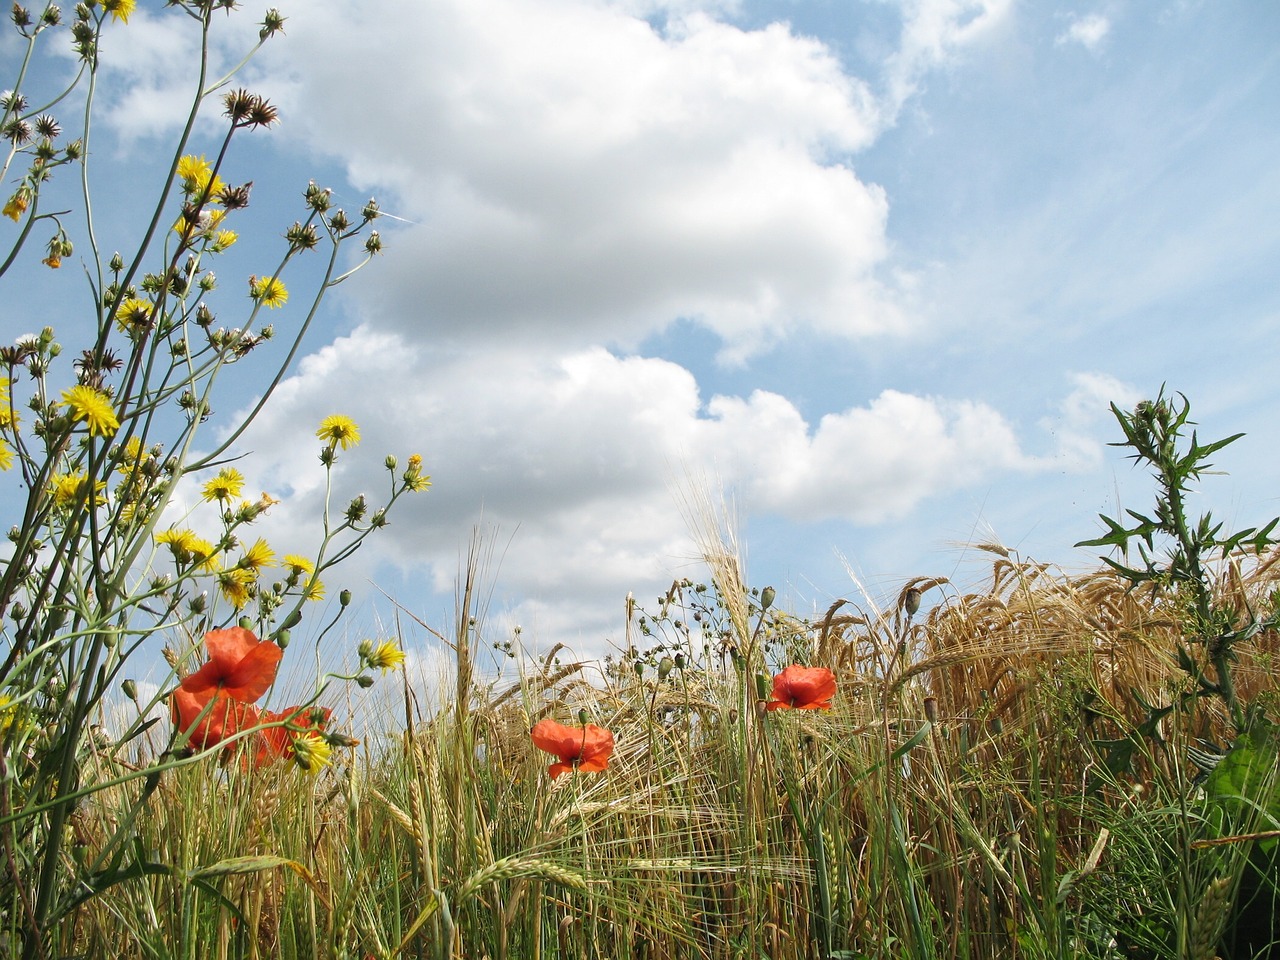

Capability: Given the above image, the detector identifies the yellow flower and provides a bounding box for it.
[201,467,245,503]
[0,694,22,735]
[155,527,199,553]
[115,436,153,474]
[364,640,406,673]
[48,472,106,509]
[291,732,332,773]
[403,453,431,492]
[239,538,275,571]
[303,579,326,602]
[0,377,15,432]
[0,439,13,472]
[105,0,135,23]
[175,154,225,200]
[212,229,238,252]
[217,567,256,609]
[316,415,360,450]
[249,275,288,309]
[42,255,61,269]
[114,298,153,334]
[3,188,30,221]
[188,536,218,570]
[282,554,315,575]
[61,385,120,437]
[155,528,220,568]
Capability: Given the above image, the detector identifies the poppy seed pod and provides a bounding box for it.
[904,588,922,617]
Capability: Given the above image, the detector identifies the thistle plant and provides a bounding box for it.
[0,3,420,955]
[1077,388,1280,734]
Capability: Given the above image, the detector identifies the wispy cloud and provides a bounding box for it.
[1056,13,1111,51]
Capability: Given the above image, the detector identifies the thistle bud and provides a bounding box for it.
[344,495,367,523]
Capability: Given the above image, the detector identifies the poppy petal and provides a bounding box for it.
[219,641,283,702]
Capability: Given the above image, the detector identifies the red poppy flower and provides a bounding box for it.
[170,627,282,750]
[765,664,836,711]
[530,718,614,779]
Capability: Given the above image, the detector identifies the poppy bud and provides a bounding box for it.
[276,629,290,649]
[760,586,775,612]
[923,696,938,724]
[238,616,253,631]
[357,675,374,688]
[122,679,138,701]
[633,661,644,679]
[577,709,590,726]
[674,652,685,670]
[904,587,922,617]
[658,656,674,680]
[340,589,352,607]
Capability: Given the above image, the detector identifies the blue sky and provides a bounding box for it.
[9,0,1280,673]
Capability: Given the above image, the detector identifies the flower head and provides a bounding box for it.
[239,537,275,572]
[48,472,106,509]
[218,567,256,609]
[282,554,315,576]
[104,0,135,23]
[290,731,332,773]
[361,640,406,673]
[61,384,120,436]
[254,705,332,769]
[170,627,282,750]
[176,154,224,199]
[3,186,31,221]
[114,298,153,334]
[530,718,614,780]
[316,415,360,450]
[765,665,836,711]
[201,467,244,503]
[249,274,287,308]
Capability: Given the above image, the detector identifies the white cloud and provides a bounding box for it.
[216,326,1101,645]
[1056,13,1111,51]
[256,0,899,362]
[882,0,1014,116]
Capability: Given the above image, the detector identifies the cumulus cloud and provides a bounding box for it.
[216,326,1098,644]
[253,0,901,362]
[1056,13,1111,51]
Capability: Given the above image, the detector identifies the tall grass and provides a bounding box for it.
[46,531,1280,960]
